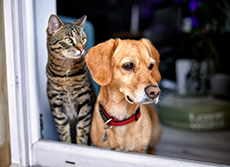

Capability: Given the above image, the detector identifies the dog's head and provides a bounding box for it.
[86,38,161,104]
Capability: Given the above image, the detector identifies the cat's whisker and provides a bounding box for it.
[71,58,73,68]
[66,58,71,68]
[51,54,65,64]
[60,56,69,66]
[66,56,74,68]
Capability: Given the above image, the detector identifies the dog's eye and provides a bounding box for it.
[122,63,134,70]
[149,63,154,70]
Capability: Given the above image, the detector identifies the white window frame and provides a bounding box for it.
[3,0,226,166]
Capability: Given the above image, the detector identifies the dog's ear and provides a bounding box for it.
[140,38,161,82]
[85,39,119,86]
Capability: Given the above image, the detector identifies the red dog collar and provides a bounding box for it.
[99,103,141,126]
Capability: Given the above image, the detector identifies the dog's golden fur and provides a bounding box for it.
[85,38,162,154]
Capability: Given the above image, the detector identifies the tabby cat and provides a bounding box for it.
[46,14,95,145]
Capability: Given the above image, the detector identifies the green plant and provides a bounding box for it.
[187,0,230,93]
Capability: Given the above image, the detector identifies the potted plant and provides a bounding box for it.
[187,0,230,94]
[157,0,230,130]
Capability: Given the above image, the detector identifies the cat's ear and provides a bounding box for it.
[72,15,87,27]
[47,14,63,35]
[85,39,120,86]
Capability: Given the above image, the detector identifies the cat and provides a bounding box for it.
[46,14,96,145]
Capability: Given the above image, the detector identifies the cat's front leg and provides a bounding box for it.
[76,104,93,145]
[51,107,72,143]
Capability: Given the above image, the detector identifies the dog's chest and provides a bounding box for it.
[108,124,149,152]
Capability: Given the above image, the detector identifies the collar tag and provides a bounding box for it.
[102,118,113,142]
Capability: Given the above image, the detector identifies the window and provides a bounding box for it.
[3,0,226,166]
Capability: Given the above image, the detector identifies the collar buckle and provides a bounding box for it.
[104,118,113,130]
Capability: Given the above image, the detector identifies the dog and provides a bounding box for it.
[85,38,162,154]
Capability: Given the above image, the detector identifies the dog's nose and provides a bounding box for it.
[145,85,161,99]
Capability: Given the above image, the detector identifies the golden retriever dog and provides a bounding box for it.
[85,38,162,154]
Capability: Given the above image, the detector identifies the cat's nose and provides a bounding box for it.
[79,48,84,53]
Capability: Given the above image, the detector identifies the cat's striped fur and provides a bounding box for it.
[46,14,95,145]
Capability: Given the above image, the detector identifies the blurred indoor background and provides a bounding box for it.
[57,0,230,89]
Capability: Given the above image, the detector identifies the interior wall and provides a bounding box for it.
[0,0,11,166]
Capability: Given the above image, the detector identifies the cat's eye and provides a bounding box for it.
[81,37,86,44]
[122,63,134,71]
[65,37,73,44]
